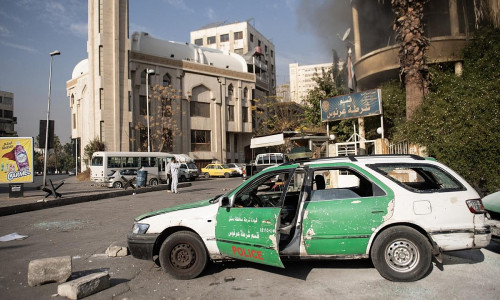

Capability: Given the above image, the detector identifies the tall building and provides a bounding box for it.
[0,91,17,137]
[289,62,332,104]
[67,0,256,170]
[190,21,276,98]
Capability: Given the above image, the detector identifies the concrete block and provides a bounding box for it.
[57,271,110,299]
[105,241,129,257]
[28,256,72,287]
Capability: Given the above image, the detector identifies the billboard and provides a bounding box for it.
[0,137,34,184]
[321,89,382,122]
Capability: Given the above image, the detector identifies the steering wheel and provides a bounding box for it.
[249,190,264,207]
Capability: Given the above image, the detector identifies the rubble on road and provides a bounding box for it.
[57,271,110,299]
[105,241,129,257]
[28,256,72,287]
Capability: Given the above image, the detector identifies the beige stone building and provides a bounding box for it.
[190,21,276,102]
[289,62,333,104]
[67,0,259,170]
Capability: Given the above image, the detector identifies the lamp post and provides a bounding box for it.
[145,69,155,152]
[43,50,60,188]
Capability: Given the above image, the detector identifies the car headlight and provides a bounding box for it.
[132,223,150,234]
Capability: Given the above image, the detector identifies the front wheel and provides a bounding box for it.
[112,181,122,189]
[224,172,230,178]
[204,172,210,179]
[159,231,208,280]
[371,226,432,282]
[149,178,158,186]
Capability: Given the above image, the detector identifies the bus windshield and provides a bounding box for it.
[91,156,103,166]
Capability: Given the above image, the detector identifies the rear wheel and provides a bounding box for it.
[112,181,122,188]
[224,172,230,178]
[371,226,432,282]
[149,178,158,186]
[159,231,207,280]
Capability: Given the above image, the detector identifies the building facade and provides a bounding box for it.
[350,0,481,90]
[67,0,258,170]
[190,21,276,99]
[0,91,17,137]
[289,62,333,104]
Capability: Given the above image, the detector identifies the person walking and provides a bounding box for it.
[170,158,180,194]
[165,159,172,191]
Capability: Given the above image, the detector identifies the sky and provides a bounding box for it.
[0,0,352,144]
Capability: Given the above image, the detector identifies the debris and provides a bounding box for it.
[57,271,110,300]
[0,232,28,242]
[224,276,235,282]
[28,256,72,287]
[105,241,129,257]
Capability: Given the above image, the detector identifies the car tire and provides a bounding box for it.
[149,178,158,186]
[371,226,432,282]
[159,231,208,280]
[224,172,230,178]
[112,181,122,189]
[180,175,186,182]
[204,172,210,179]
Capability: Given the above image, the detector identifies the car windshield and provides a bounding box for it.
[222,164,230,169]
[107,170,116,176]
[187,162,197,169]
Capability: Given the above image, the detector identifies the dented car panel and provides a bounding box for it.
[215,207,283,267]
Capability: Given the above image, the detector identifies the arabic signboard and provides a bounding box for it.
[321,89,382,122]
[0,137,34,184]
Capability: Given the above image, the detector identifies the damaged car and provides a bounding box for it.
[127,155,491,282]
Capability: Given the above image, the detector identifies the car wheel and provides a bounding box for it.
[159,231,208,280]
[204,172,210,179]
[112,181,122,189]
[224,172,230,178]
[371,226,432,282]
[180,175,186,182]
[149,178,158,186]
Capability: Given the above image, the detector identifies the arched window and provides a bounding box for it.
[243,87,248,101]
[228,84,234,96]
[163,74,171,87]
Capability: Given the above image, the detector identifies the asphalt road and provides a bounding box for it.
[0,177,499,300]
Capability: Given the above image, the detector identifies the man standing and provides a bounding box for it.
[170,158,180,194]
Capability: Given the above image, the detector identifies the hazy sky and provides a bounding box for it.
[0,0,352,144]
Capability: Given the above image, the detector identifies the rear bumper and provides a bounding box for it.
[430,226,491,251]
[127,233,159,260]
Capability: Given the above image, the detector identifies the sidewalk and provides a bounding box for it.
[0,176,187,217]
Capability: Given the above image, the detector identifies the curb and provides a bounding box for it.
[0,182,191,217]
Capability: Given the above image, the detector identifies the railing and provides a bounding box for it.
[389,140,409,154]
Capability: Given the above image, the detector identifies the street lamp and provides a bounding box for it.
[145,68,155,152]
[43,50,60,188]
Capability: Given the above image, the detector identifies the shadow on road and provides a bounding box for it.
[442,249,485,265]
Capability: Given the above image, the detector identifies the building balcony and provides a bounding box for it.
[354,35,469,90]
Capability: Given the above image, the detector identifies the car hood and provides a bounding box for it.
[483,191,500,214]
[134,198,214,221]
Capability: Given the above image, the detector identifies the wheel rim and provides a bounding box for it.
[170,243,196,270]
[384,238,420,273]
[151,180,157,186]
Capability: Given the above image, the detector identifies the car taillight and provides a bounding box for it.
[466,199,486,214]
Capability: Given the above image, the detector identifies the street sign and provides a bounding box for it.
[321,89,382,122]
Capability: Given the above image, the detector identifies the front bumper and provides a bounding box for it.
[127,233,160,260]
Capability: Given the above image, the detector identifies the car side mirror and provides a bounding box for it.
[221,196,230,207]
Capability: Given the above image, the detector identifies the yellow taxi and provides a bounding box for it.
[201,163,238,178]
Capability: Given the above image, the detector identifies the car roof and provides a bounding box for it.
[287,154,433,167]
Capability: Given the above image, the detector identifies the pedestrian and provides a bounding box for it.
[170,158,180,194]
[165,159,172,191]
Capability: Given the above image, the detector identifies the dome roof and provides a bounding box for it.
[130,32,247,73]
[72,59,88,79]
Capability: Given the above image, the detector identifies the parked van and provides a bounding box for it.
[173,154,199,181]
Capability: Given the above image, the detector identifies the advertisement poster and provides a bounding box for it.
[0,137,34,184]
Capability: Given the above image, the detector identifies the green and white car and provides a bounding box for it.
[127,155,491,282]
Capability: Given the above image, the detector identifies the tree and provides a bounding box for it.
[83,137,105,166]
[135,84,182,152]
[394,26,500,195]
[389,0,430,119]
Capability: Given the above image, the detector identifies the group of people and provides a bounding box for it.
[166,158,180,193]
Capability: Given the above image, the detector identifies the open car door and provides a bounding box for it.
[215,167,298,268]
